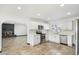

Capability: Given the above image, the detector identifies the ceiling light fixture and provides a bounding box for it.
[37,13,40,16]
[67,12,71,15]
[47,17,51,20]
[17,6,21,10]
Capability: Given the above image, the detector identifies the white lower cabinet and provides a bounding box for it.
[60,35,73,47]
[47,31,73,47]
[34,35,40,45]
[54,35,60,43]
[48,33,60,43]
[67,35,72,46]
[29,33,40,46]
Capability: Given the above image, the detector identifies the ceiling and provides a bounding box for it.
[0,4,79,22]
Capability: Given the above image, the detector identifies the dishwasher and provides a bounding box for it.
[60,35,67,45]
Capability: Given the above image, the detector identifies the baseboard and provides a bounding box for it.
[27,43,30,45]
[2,35,27,38]
[60,43,68,46]
[47,40,59,44]
[16,35,27,37]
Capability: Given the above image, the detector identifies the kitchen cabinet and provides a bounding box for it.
[28,30,40,46]
[53,35,60,43]
[59,31,73,47]
[47,30,73,47]
[67,35,72,46]
[47,30,60,43]
[60,35,73,46]
[34,35,40,45]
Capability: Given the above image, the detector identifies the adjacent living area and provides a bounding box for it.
[0,4,79,55]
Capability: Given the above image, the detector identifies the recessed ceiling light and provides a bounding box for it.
[60,4,64,7]
[37,13,40,16]
[47,17,51,20]
[67,12,71,15]
[17,6,21,10]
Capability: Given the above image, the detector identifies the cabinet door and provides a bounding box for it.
[34,35,40,45]
[68,35,72,46]
[54,35,60,43]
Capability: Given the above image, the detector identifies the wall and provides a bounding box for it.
[14,24,27,36]
[49,19,73,30]
[0,24,2,51]
[28,21,49,30]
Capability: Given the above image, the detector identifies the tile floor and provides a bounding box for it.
[0,36,75,55]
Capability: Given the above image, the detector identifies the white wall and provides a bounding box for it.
[28,21,49,30]
[49,19,73,30]
[0,24,2,51]
[14,24,27,36]
[0,19,4,51]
